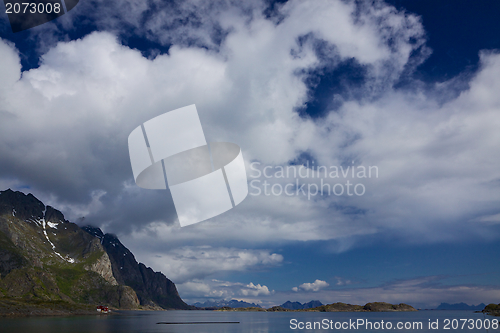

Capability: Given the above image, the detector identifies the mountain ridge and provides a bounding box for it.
[0,188,190,313]
[436,302,486,310]
[82,225,190,309]
[280,300,323,310]
[192,299,262,309]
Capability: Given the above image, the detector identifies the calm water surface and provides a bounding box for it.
[0,310,496,333]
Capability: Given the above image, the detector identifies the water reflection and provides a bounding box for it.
[0,310,493,333]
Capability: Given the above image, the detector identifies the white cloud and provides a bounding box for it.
[293,279,330,292]
[0,38,20,93]
[0,0,499,254]
[471,213,500,224]
[131,246,283,283]
[177,279,273,304]
[335,276,353,286]
[241,282,272,297]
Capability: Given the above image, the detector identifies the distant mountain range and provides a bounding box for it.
[222,302,417,312]
[0,189,191,313]
[436,303,486,310]
[193,299,262,309]
[192,299,324,310]
[280,300,323,310]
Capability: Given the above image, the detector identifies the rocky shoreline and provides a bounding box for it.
[0,298,103,317]
[0,298,178,317]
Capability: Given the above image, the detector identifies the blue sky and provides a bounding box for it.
[1,0,500,308]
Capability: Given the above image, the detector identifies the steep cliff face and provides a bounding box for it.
[85,251,118,286]
[82,226,191,309]
[0,228,27,277]
[0,189,140,309]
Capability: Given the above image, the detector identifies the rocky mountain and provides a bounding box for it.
[0,189,190,311]
[82,226,189,309]
[192,299,262,309]
[280,300,323,310]
[436,302,486,310]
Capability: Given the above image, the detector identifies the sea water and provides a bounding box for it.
[0,310,496,333]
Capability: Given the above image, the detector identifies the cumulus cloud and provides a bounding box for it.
[241,282,272,296]
[293,279,330,292]
[177,279,273,304]
[0,0,434,242]
[0,0,499,289]
[129,246,283,283]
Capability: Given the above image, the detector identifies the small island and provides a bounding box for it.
[483,303,500,317]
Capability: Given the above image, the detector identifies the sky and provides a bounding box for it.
[0,0,500,309]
